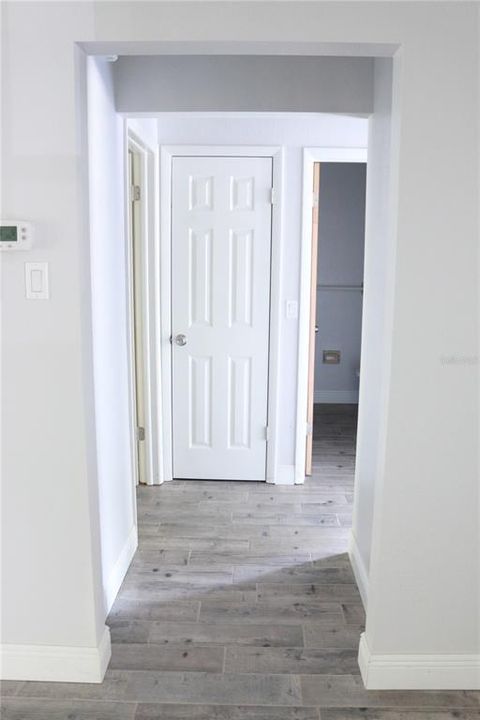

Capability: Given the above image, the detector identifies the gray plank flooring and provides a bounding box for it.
[2,405,479,719]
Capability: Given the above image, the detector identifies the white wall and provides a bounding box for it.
[114,55,374,114]
[153,114,368,477]
[351,60,395,593]
[0,2,108,681]
[1,0,478,689]
[314,163,366,403]
[87,56,137,613]
[365,14,479,665]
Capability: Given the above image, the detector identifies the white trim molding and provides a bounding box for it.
[126,126,160,486]
[295,146,367,485]
[0,626,111,683]
[314,390,359,404]
[348,531,369,611]
[358,634,480,690]
[104,524,138,613]
[160,144,284,484]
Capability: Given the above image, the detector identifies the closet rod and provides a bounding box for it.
[317,283,363,291]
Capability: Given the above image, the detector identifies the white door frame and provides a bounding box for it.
[160,145,284,483]
[125,127,159,486]
[295,146,368,484]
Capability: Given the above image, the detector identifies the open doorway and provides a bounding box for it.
[82,47,417,700]
[88,84,382,696]
[107,127,370,695]
[305,159,367,485]
[297,148,367,486]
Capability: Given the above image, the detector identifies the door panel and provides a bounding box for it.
[305,162,321,476]
[172,156,272,481]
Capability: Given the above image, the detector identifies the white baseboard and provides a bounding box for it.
[104,524,138,613]
[359,633,480,689]
[314,390,359,404]
[348,531,369,611]
[0,625,111,683]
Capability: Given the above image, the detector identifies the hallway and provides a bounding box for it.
[2,406,479,718]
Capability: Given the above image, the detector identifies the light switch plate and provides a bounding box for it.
[25,262,49,299]
[286,300,298,319]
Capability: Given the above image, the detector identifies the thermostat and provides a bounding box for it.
[0,221,33,250]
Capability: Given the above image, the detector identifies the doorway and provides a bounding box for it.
[159,145,284,484]
[305,161,367,475]
[297,148,367,482]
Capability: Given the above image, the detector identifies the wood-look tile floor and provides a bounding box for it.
[2,405,479,718]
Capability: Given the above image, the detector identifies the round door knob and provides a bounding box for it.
[175,333,187,347]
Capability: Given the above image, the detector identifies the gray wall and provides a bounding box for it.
[113,55,374,113]
[314,163,366,403]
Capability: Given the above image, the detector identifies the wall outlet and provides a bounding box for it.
[323,350,341,364]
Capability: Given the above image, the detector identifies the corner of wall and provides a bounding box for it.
[348,531,369,611]
[358,633,480,690]
[103,524,138,614]
[0,626,111,684]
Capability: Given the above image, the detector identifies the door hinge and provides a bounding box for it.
[270,187,275,205]
[312,192,318,209]
[137,426,145,442]
[265,425,270,441]
[306,422,313,436]
[131,184,141,202]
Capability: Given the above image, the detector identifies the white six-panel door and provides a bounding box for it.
[171,156,273,481]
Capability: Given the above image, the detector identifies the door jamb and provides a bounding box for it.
[125,127,158,486]
[295,147,368,484]
[159,145,284,484]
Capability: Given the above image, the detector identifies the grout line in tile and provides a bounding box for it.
[6,697,140,709]
[296,673,304,707]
